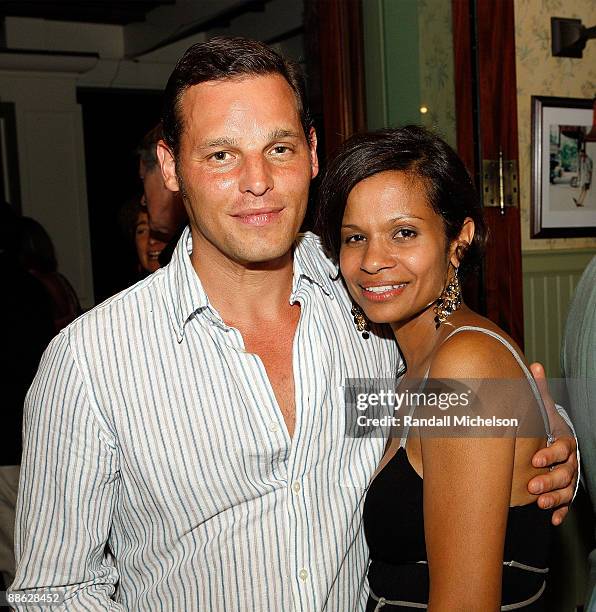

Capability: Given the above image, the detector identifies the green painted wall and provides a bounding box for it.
[362,0,387,129]
[362,0,456,145]
[362,0,421,129]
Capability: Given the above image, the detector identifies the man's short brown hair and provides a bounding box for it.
[162,36,312,157]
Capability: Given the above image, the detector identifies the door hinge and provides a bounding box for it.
[482,150,519,214]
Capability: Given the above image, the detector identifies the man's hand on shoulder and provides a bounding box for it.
[528,362,578,526]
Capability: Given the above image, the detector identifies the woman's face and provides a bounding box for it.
[340,170,464,326]
[135,210,166,273]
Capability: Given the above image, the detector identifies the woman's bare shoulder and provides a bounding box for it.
[429,312,528,380]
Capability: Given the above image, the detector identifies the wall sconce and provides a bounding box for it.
[551,17,596,58]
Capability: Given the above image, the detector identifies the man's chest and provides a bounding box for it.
[95,294,396,523]
[238,307,300,437]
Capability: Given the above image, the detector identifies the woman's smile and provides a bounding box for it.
[359,282,408,301]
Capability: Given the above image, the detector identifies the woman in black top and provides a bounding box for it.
[316,127,555,610]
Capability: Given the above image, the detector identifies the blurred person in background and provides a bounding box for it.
[0,203,53,590]
[17,217,81,333]
[119,196,167,277]
[562,255,596,610]
[137,123,187,265]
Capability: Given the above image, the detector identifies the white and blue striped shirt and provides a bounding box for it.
[12,228,401,611]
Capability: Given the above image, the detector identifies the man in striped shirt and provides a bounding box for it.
[11,37,578,611]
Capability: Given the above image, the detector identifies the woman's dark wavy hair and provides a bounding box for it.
[315,126,486,276]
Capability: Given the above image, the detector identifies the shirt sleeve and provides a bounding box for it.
[554,403,581,502]
[10,331,123,611]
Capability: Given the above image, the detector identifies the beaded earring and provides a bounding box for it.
[433,266,462,329]
[351,304,370,339]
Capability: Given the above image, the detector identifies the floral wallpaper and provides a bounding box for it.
[418,0,457,148]
[515,0,596,250]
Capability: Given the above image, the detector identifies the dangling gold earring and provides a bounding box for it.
[351,304,370,339]
[434,266,462,329]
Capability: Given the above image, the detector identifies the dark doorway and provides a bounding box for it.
[77,87,163,304]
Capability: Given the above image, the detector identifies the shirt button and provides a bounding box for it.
[298,568,308,581]
[292,481,301,493]
[268,422,279,432]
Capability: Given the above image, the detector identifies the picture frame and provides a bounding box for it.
[531,95,596,238]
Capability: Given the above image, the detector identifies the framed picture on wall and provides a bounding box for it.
[531,95,596,238]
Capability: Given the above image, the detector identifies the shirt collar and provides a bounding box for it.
[164,226,210,342]
[164,228,336,341]
[292,232,335,297]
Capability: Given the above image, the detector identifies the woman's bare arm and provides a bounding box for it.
[422,331,531,611]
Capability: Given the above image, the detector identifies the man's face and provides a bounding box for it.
[158,74,318,266]
[139,159,181,242]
